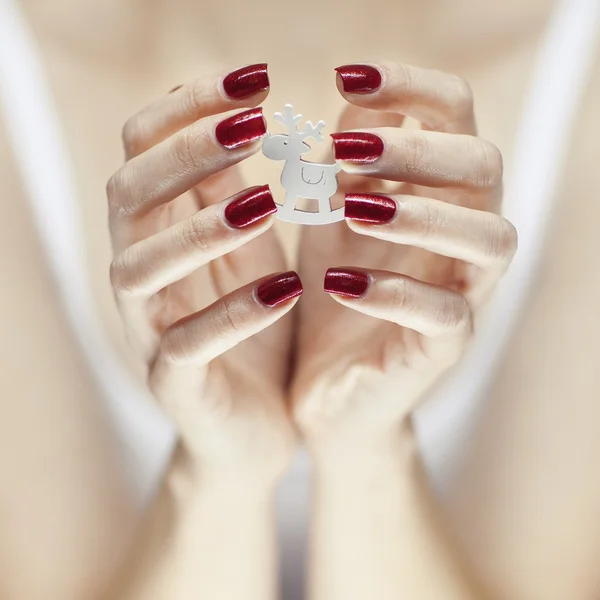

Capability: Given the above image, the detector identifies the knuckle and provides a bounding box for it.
[109,255,128,294]
[121,117,144,156]
[105,172,119,208]
[396,63,416,94]
[106,165,138,217]
[422,200,447,239]
[484,215,518,265]
[402,133,430,175]
[220,296,247,335]
[160,323,196,365]
[172,130,203,174]
[437,292,472,334]
[450,75,475,117]
[390,277,412,315]
[109,248,142,296]
[182,81,206,117]
[503,218,519,257]
[180,215,212,254]
[472,139,503,188]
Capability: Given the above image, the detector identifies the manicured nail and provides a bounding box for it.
[224,185,277,228]
[345,193,396,223]
[324,268,369,298]
[223,63,269,99]
[216,108,266,149]
[168,84,183,94]
[331,132,384,163]
[335,64,382,94]
[256,271,303,307]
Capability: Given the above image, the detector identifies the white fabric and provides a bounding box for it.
[0,1,599,597]
[0,0,175,499]
[415,0,600,491]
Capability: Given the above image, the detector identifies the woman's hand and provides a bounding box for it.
[293,63,517,455]
[107,64,301,485]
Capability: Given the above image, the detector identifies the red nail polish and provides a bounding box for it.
[335,65,382,94]
[256,271,303,307]
[224,185,277,228]
[331,132,384,163]
[223,63,269,99]
[324,268,369,298]
[345,193,396,223]
[216,108,266,149]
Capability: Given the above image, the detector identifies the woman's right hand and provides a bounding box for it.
[106,64,301,486]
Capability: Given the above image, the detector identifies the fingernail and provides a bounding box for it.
[331,132,384,163]
[256,271,303,307]
[335,64,382,94]
[223,63,269,99]
[345,193,396,223]
[224,185,277,228]
[324,268,369,298]
[168,84,183,94]
[216,108,266,149]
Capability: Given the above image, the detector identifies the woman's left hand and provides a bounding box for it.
[292,63,517,454]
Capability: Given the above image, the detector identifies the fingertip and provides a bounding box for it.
[334,69,345,96]
[255,271,303,308]
[223,184,278,229]
[329,131,384,164]
[334,64,383,96]
[215,107,267,150]
[221,63,271,102]
[324,267,370,299]
[344,192,397,224]
[344,216,367,234]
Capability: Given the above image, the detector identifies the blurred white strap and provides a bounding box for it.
[0,0,174,500]
[415,0,600,491]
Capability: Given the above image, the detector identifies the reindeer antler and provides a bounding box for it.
[300,120,325,142]
[274,104,302,133]
[274,105,325,143]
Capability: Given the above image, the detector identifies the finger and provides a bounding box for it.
[110,185,277,299]
[334,63,476,134]
[344,193,517,271]
[335,104,405,196]
[194,164,247,208]
[149,271,303,402]
[107,107,267,223]
[324,268,472,357]
[123,63,270,159]
[337,102,405,131]
[330,127,503,190]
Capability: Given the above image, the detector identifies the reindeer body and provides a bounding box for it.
[262,105,344,223]
[280,157,341,202]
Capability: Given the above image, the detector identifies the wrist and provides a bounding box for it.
[308,418,418,481]
[165,442,280,507]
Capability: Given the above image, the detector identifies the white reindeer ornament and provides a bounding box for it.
[262,104,344,225]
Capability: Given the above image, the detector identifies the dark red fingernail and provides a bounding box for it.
[224,185,277,228]
[223,63,269,99]
[335,64,382,94]
[345,193,396,223]
[331,132,384,163]
[324,268,369,298]
[216,108,266,149]
[256,271,303,307]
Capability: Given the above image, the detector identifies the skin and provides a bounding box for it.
[1,0,600,598]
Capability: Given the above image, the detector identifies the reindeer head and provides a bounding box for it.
[262,133,309,160]
[262,104,325,161]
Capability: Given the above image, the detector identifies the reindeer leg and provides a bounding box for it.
[279,191,296,218]
[317,194,332,215]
